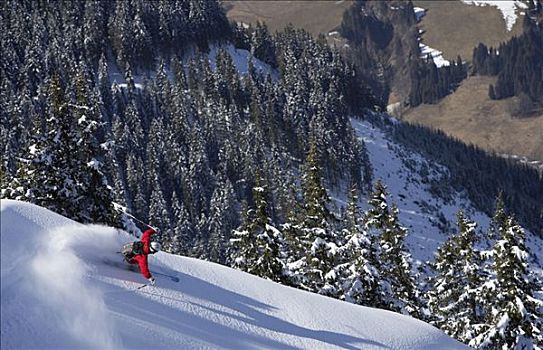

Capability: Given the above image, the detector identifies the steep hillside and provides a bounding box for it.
[402,75,543,165]
[223,0,541,166]
[350,116,543,270]
[0,200,470,350]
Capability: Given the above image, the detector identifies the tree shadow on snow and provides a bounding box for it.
[140,271,387,350]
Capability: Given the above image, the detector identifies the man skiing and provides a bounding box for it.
[122,228,161,285]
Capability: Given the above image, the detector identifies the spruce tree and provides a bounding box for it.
[207,175,237,264]
[338,184,383,306]
[71,69,115,224]
[428,211,486,343]
[471,216,543,349]
[166,191,193,256]
[231,173,285,282]
[251,177,285,282]
[290,139,340,293]
[7,73,113,223]
[365,180,420,317]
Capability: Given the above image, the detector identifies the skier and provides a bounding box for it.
[121,228,162,285]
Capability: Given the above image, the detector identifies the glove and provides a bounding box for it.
[148,277,156,286]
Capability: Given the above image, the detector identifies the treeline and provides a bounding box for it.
[472,3,543,116]
[408,55,467,106]
[378,115,543,235]
[230,174,543,349]
[1,0,372,262]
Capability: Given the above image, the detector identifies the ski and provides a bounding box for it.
[150,270,180,283]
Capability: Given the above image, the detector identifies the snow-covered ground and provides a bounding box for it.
[350,117,543,273]
[109,44,277,89]
[0,199,469,349]
[461,0,528,31]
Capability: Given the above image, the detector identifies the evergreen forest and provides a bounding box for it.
[1,1,542,348]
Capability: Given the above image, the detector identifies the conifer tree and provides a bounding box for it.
[231,173,285,282]
[148,176,169,230]
[365,180,420,317]
[289,139,340,293]
[337,185,383,306]
[429,211,486,342]
[208,175,237,264]
[471,215,543,349]
[166,191,193,256]
[7,73,113,223]
[251,176,285,282]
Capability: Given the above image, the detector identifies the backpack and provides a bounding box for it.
[121,241,144,260]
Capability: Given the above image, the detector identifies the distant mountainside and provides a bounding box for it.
[224,0,543,166]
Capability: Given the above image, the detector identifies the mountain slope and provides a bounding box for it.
[413,0,524,61]
[402,76,543,167]
[349,116,543,272]
[0,199,469,350]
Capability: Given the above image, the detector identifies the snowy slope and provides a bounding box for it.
[0,200,469,350]
[109,44,277,89]
[350,116,543,275]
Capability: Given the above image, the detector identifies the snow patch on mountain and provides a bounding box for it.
[1,199,470,350]
[415,7,450,67]
[461,0,528,31]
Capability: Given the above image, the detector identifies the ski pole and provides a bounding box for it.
[125,212,158,231]
[137,284,148,290]
[113,204,159,231]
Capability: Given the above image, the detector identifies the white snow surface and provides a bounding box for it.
[349,117,543,273]
[461,0,528,31]
[0,199,469,350]
[109,44,277,89]
[414,7,426,21]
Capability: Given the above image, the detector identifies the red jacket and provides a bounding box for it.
[127,228,156,279]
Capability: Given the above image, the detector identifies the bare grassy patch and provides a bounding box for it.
[223,0,353,36]
[413,0,523,61]
[402,76,543,162]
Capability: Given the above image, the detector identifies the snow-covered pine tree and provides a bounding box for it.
[428,210,486,343]
[488,192,508,243]
[6,72,113,223]
[365,180,421,317]
[290,139,340,293]
[251,175,286,282]
[470,215,543,349]
[336,184,383,306]
[71,69,115,224]
[231,172,285,282]
[165,190,193,256]
[207,174,237,264]
[148,176,168,231]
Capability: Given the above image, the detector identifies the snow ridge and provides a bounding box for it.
[1,200,469,349]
